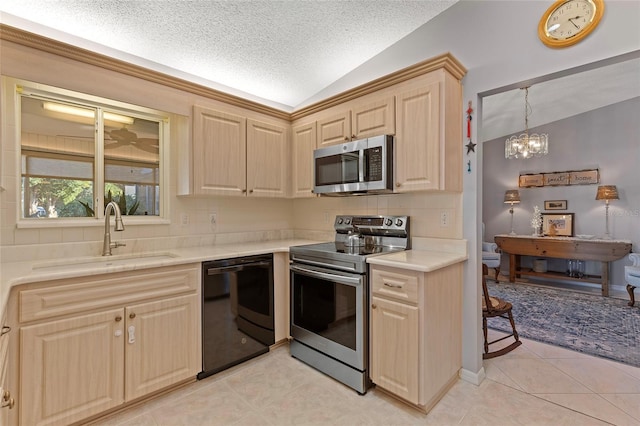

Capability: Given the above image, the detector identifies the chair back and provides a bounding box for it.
[481,264,494,314]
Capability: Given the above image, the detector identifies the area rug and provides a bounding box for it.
[486,281,640,367]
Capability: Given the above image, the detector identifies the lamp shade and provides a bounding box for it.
[596,185,619,201]
[504,190,521,204]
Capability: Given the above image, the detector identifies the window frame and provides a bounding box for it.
[7,77,170,228]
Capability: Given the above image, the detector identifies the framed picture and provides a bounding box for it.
[541,213,574,237]
[544,200,567,210]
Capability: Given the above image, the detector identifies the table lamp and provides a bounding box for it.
[596,185,618,239]
[504,189,521,235]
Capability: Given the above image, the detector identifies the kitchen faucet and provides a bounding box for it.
[103,201,126,256]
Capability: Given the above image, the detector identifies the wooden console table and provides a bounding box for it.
[495,235,632,297]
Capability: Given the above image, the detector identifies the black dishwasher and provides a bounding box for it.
[198,254,275,380]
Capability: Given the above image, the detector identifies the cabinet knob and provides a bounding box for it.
[129,313,136,319]
[372,304,377,309]
[344,137,350,141]
[249,189,254,193]
[396,182,401,187]
[242,189,247,193]
[351,135,356,139]
[115,316,122,322]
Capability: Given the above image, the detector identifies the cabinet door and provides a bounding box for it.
[291,121,317,198]
[394,82,441,192]
[317,111,351,147]
[246,118,289,197]
[193,106,247,196]
[352,96,395,139]
[125,295,199,401]
[370,296,419,404]
[20,309,125,426]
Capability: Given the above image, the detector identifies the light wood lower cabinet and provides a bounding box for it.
[125,295,199,401]
[369,263,462,412]
[20,309,125,426]
[10,265,201,426]
[370,296,419,403]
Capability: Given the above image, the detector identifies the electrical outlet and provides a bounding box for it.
[209,213,217,230]
[440,211,449,227]
[180,213,189,225]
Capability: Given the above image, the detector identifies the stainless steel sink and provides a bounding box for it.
[32,253,179,272]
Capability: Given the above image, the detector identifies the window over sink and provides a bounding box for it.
[8,78,170,225]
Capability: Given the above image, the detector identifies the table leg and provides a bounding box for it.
[508,254,516,283]
[601,261,609,297]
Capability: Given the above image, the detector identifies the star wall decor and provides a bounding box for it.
[466,140,477,154]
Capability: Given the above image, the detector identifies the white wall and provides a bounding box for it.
[484,97,640,287]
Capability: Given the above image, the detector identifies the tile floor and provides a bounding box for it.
[92,332,640,426]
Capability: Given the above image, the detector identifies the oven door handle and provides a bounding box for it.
[207,261,271,275]
[290,264,362,287]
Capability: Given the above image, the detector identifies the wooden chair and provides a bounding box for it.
[482,264,522,359]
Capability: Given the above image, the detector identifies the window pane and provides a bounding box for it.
[21,96,96,218]
[104,116,160,216]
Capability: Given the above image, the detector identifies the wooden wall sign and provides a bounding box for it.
[519,169,599,188]
[569,169,600,185]
[519,174,544,187]
[544,172,570,186]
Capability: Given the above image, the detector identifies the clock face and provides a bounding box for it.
[538,0,605,48]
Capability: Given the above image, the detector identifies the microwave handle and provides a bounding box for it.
[359,149,365,182]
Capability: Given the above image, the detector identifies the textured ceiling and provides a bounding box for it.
[0,0,458,110]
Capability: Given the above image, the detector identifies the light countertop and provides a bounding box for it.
[366,249,468,272]
[0,237,468,321]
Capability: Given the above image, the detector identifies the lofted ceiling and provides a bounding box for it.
[482,56,640,143]
[0,0,458,111]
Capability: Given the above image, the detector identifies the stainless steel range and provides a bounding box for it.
[289,215,410,394]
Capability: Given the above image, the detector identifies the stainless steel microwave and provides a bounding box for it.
[313,135,393,196]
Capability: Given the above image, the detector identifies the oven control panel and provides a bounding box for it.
[334,215,409,235]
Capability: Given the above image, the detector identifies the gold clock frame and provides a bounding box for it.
[538,0,605,48]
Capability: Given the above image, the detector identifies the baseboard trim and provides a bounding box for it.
[459,367,485,385]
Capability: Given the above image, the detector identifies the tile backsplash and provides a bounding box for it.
[1,192,461,263]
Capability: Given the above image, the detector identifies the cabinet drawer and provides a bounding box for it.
[19,264,199,324]
[371,266,420,304]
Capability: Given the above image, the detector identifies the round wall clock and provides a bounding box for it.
[538,0,605,48]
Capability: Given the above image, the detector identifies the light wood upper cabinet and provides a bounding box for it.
[317,96,395,148]
[394,72,462,193]
[291,121,317,198]
[193,106,246,196]
[352,96,395,140]
[246,118,289,197]
[369,263,462,413]
[191,106,288,197]
[317,111,351,147]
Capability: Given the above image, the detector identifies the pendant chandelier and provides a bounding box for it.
[505,87,549,159]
